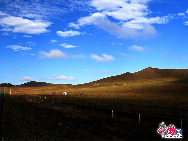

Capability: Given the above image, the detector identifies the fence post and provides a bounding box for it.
[112,110,113,118]
[10,88,11,95]
[139,114,140,124]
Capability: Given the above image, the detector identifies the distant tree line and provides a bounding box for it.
[0,81,51,87]
[0,83,14,87]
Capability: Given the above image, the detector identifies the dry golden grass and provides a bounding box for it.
[2,77,188,140]
[5,78,187,116]
[7,78,179,94]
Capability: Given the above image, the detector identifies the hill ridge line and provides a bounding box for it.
[78,67,188,85]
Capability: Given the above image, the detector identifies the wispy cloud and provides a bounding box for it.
[90,53,114,62]
[0,0,90,19]
[184,21,188,26]
[70,54,86,58]
[17,76,32,81]
[0,11,8,16]
[50,40,58,43]
[61,43,77,48]
[57,30,83,37]
[21,13,42,19]
[27,42,36,46]
[39,49,67,58]
[111,42,123,46]
[84,69,95,72]
[22,35,32,38]
[129,45,144,51]
[176,9,188,25]
[6,45,32,51]
[119,52,128,56]
[48,75,74,80]
[39,49,86,59]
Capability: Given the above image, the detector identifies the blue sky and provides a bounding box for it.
[0,0,188,85]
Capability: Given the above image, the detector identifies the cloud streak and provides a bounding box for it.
[129,45,144,51]
[61,43,77,48]
[17,76,32,81]
[50,40,58,43]
[48,75,74,80]
[57,30,83,37]
[90,53,114,62]
[39,49,67,58]
[6,45,32,51]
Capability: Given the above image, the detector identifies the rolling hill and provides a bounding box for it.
[83,67,188,85]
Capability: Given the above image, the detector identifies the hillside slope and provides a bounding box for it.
[83,67,188,85]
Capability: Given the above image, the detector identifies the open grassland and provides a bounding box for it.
[2,78,188,140]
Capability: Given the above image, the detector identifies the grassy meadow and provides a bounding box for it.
[2,77,188,140]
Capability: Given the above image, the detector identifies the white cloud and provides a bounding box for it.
[90,53,114,62]
[69,0,170,39]
[50,40,58,43]
[61,43,76,48]
[17,76,32,81]
[184,21,188,26]
[0,15,51,34]
[76,12,105,27]
[6,45,32,51]
[94,1,148,21]
[31,54,36,56]
[56,30,82,37]
[129,45,144,51]
[39,49,67,58]
[177,13,185,16]
[177,9,188,26]
[77,13,157,39]
[39,49,86,59]
[48,75,74,80]
[91,0,122,11]
[68,22,80,29]
[122,16,169,30]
